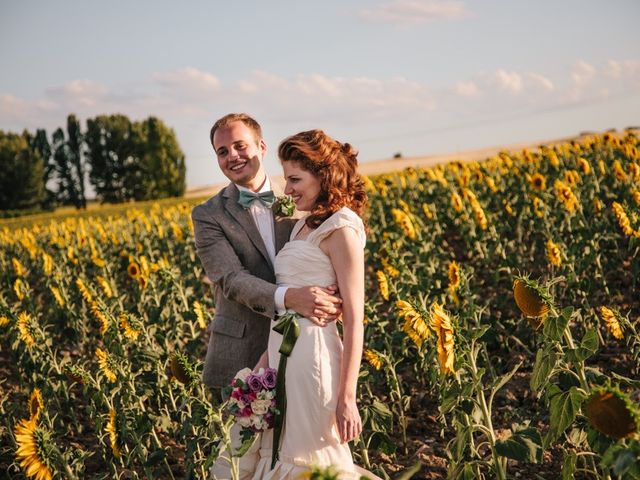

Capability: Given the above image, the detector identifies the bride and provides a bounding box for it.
[249,129,378,479]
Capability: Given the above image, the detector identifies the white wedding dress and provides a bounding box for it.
[250,207,377,480]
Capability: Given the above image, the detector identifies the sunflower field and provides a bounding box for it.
[1,131,639,479]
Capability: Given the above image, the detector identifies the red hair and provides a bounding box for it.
[278,129,367,229]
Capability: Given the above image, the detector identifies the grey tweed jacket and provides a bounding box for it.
[192,182,296,388]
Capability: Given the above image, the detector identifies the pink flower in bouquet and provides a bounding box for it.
[262,368,277,389]
[246,373,265,393]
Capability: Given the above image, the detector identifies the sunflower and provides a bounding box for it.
[391,208,417,240]
[363,350,383,371]
[381,256,400,278]
[137,276,149,289]
[105,408,121,458]
[485,176,498,193]
[91,302,110,336]
[421,202,434,220]
[170,352,198,385]
[564,169,581,186]
[430,303,456,375]
[612,202,636,237]
[95,348,117,383]
[586,387,639,439]
[546,239,562,267]
[127,261,141,279]
[513,278,552,327]
[547,151,560,168]
[14,418,54,480]
[376,271,390,301]
[577,157,591,174]
[448,261,461,293]
[593,198,603,215]
[17,312,36,348]
[119,313,140,341]
[598,306,624,340]
[554,180,579,213]
[12,257,26,276]
[533,196,545,218]
[530,173,546,191]
[75,278,93,303]
[14,278,27,301]
[28,388,44,422]
[49,287,65,308]
[613,160,627,182]
[63,364,90,385]
[396,300,431,348]
[95,276,113,298]
[451,192,464,212]
[193,301,208,330]
[632,189,640,208]
[0,315,9,327]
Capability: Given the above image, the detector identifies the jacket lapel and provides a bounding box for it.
[223,184,273,269]
[271,181,294,253]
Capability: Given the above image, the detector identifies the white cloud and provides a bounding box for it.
[153,67,220,92]
[571,60,596,87]
[359,0,470,27]
[493,69,523,94]
[527,73,554,92]
[455,80,479,97]
[46,79,107,108]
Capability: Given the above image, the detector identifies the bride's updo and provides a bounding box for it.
[278,129,368,229]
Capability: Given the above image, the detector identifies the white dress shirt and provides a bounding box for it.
[236,179,287,312]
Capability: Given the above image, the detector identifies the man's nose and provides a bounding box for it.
[229,147,239,160]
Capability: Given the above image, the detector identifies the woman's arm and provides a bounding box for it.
[320,227,365,443]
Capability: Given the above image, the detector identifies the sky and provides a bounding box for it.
[1,0,639,188]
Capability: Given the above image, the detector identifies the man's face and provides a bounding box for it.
[213,121,267,190]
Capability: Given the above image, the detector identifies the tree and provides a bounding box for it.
[0,130,45,211]
[85,114,186,202]
[30,128,56,207]
[137,116,186,199]
[85,114,138,203]
[51,115,88,209]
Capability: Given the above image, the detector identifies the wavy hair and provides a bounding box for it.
[278,129,368,229]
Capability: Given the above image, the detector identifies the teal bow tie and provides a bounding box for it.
[237,189,276,209]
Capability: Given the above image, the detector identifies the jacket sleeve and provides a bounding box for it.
[192,204,277,318]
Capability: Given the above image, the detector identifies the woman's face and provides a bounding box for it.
[282,161,322,212]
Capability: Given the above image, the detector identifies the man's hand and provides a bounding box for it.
[284,285,342,326]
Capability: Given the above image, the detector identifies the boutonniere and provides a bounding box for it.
[273,195,295,217]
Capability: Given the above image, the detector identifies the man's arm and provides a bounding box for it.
[192,205,277,317]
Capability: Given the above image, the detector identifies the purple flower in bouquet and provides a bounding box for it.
[246,373,264,393]
[262,368,277,389]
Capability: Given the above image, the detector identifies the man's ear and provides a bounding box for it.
[259,138,267,156]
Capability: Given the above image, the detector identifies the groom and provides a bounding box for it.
[193,112,342,391]
[192,113,342,479]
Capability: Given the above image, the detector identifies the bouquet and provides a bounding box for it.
[224,367,278,454]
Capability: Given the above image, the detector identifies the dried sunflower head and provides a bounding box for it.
[513,277,554,324]
[586,386,639,439]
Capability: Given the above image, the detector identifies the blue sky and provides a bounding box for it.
[1,0,639,188]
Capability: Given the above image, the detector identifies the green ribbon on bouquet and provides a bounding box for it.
[271,312,300,470]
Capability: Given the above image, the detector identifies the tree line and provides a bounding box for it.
[0,114,186,215]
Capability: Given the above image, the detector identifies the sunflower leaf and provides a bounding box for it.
[531,346,559,393]
[495,426,543,463]
[543,307,571,342]
[545,387,587,447]
[561,450,577,480]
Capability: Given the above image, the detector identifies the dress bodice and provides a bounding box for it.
[274,207,366,290]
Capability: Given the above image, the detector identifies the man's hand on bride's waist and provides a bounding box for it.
[283,285,342,327]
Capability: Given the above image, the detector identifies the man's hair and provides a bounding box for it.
[209,113,263,148]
